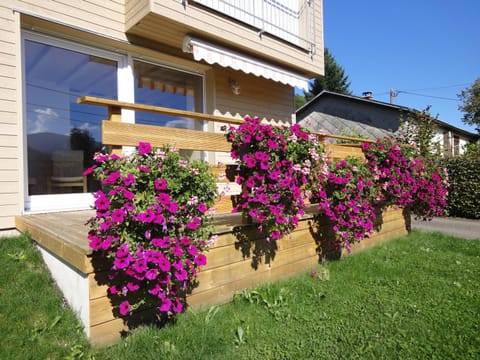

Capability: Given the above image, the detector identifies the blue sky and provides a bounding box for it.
[319,0,479,133]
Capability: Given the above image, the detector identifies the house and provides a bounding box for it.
[296,90,479,152]
[0,1,325,233]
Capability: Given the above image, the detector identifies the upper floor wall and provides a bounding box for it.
[0,0,303,230]
[125,0,324,78]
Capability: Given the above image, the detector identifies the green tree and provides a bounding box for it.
[462,140,480,159]
[295,94,307,109]
[304,48,351,100]
[458,78,480,132]
[395,106,440,159]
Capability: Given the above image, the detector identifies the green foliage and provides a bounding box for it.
[304,48,351,100]
[463,140,480,159]
[395,107,441,159]
[458,78,480,130]
[440,157,480,219]
[234,287,290,319]
[294,94,307,109]
[0,234,90,359]
[3,233,480,359]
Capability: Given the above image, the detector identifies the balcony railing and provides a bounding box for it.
[191,0,316,55]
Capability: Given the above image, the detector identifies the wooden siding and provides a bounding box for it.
[213,66,294,123]
[125,0,150,29]
[14,0,126,41]
[0,3,20,229]
[125,0,324,77]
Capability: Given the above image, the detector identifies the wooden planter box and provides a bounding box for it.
[16,206,408,347]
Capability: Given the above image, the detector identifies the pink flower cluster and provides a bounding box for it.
[362,138,449,220]
[225,117,324,240]
[311,157,377,253]
[409,159,449,220]
[362,139,418,207]
[86,143,217,317]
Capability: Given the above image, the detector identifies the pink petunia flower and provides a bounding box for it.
[119,300,131,316]
[154,178,168,191]
[194,253,207,266]
[145,268,159,280]
[172,298,183,313]
[138,142,152,156]
[111,208,125,223]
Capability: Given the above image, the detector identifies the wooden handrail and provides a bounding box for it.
[318,133,375,144]
[78,96,245,125]
[77,96,375,144]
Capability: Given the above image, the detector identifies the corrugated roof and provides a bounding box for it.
[298,112,393,141]
[297,90,479,140]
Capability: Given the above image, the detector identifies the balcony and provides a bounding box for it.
[125,0,324,78]
[191,0,316,54]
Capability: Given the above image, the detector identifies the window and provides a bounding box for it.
[453,135,460,157]
[443,131,451,157]
[133,60,204,129]
[24,38,118,196]
[23,33,206,212]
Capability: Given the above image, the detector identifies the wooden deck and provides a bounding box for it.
[15,210,94,273]
[14,209,249,274]
[15,206,409,346]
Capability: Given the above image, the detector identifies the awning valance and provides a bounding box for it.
[182,36,309,90]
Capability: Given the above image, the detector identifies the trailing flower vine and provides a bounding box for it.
[362,138,449,220]
[224,117,325,240]
[310,156,378,253]
[85,143,218,318]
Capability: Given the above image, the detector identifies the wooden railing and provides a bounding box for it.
[78,96,373,149]
[77,96,372,215]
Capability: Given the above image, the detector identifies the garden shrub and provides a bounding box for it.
[440,158,480,219]
[309,156,377,253]
[224,117,325,240]
[362,138,448,221]
[85,143,218,318]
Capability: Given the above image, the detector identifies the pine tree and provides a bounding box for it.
[304,48,351,100]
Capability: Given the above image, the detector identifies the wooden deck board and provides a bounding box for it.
[15,211,94,274]
[16,210,93,253]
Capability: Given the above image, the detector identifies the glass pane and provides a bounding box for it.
[134,60,203,130]
[25,40,117,195]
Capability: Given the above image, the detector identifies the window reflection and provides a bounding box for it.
[25,40,117,195]
[134,60,203,130]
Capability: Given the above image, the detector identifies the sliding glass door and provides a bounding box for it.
[23,33,205,213]
[23,34,121,212]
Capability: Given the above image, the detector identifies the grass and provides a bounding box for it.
[1,231,479,359]
[0,233,90,359]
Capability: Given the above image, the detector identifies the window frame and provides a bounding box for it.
[21,31,207,213]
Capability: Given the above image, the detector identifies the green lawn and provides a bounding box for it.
[1,231,479,359]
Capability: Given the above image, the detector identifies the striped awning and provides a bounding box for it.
[182,36,309,90]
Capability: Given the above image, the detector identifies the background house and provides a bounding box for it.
[0,0,324,232]
[297,90,479,153]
